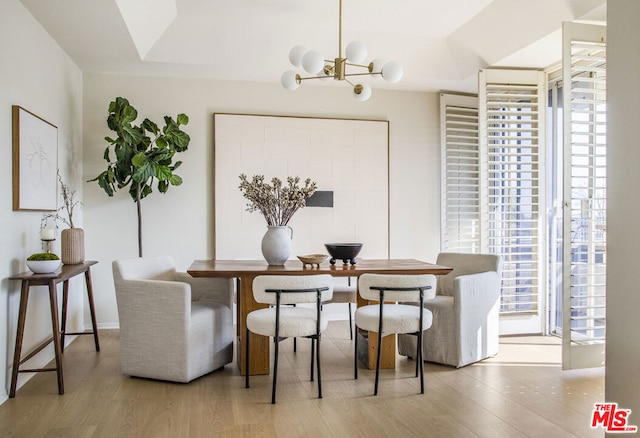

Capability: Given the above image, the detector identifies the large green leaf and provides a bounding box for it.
[131,152,147,168]
[155,164,172,181]
[133,162,155,183]
[177,114,189,125]
[169,174,183,186]
[121,104,137,124]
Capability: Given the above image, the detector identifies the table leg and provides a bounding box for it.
[61,280,69,352]
[84,268,100,351]
[237,275,269,375]
[48,279,64,395]
[10,281,30,398]
[356,288,396,370]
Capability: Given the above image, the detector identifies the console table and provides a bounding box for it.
[8,260,100,397]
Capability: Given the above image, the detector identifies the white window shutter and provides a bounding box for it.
[561,22,607,370]
[479,68,547,335]
[440,93,480,253]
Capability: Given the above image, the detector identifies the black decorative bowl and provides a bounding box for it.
[324,243,363,265]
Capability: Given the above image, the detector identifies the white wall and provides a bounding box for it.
[1,0,83,401]
[82,74,441,326]
[606,0,640,430]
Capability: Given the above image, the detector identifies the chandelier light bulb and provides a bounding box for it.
[345,41,367,64]
[281,71,301,90]
[302,51,324,74]
[353,83,372,101]
[289,45,308,67]
[381,61,403,83]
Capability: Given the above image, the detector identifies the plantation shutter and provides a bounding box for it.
[479,69,547,335]
[440,93,480,253]
[561,22,607,370]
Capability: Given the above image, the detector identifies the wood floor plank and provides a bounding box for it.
[0,323,605,437]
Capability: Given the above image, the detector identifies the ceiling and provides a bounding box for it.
[21,0,606,94]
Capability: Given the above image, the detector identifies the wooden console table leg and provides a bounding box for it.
[10,281,30,398]
[85,268,100,351]
[47,279,64,395]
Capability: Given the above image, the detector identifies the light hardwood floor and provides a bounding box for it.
[0,322,604,437]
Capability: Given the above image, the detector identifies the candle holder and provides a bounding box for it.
[41,238,55,253]
[40,228,56,253]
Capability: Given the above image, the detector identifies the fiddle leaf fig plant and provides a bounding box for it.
[89,97,190,257]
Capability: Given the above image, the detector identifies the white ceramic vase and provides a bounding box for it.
[261,226,293,265]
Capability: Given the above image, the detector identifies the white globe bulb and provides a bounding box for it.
[346,41,367,64]
[289,46,308,67]
[302,51,324,74]
[281,71,300,90]
[353,83,372,102]
[381,61,403,83]
[369,58,386,78]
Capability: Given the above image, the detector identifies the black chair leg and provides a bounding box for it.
[245,327,250,389]
[294,337,297,352]
[415,334,419,378]
[272,337,279,404]
[418,331,424,394]
[354,327,358,379]
[317,334,322,399]
[374,329,383,396]
[310,338,315,381]
[348,303,353,340]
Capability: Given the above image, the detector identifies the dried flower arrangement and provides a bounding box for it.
[238,174,317,226]
[41,172,81,230]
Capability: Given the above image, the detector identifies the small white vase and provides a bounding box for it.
[261,226,293,265]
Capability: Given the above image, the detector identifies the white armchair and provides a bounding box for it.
[112,256,233,382]
[398,252,501,368]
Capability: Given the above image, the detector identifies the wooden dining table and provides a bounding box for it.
[188,259,452,375]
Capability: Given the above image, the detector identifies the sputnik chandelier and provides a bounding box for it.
[281,0,403,102]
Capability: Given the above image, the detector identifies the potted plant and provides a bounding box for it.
[89,97,190,257]
[238,174,316,265]
[26,252,61,274]
[41,173,84,264]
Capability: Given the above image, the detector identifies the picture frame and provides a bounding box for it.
[12,105,58,211]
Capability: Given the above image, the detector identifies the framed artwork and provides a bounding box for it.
[12,105,58,211]
[213,113,389,261]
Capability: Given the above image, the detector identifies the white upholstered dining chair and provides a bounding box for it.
[398,252,501,368]
[245,274,333,404]
[112,256,234,383]
[354,273,437,395]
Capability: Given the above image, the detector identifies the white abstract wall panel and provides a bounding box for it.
[213,113,389,261]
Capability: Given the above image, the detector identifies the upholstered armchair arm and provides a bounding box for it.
[453,270,500,315]
[176,272,234,309]
[116,278,192,332]
[452,271,501,363]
